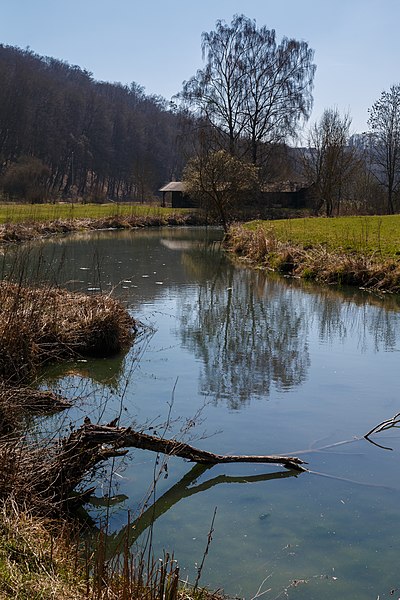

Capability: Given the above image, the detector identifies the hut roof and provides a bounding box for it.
[159,181,186,193]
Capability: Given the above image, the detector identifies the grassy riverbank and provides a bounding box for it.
[0,203,207,243]
[0,504,218,600]
[0,203,191,224]
[227,215,400,293]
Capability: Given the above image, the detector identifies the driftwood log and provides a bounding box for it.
[107,424,306,470]
[27,421,306,512]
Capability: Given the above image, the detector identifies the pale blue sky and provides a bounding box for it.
[1,0,399,135]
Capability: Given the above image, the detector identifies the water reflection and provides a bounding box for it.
[8,228,400,405]
[177,268,311,406]
[85,462,301,560]
[304,282,400,352]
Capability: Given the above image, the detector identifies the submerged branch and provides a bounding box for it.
[364,411,400,438]
[103,463,299,559]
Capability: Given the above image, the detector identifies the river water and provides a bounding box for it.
[12,227,400,599]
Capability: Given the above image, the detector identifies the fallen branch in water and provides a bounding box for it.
[100,463,299,560]
[12,421,306,514]
[106,424,307,470]
[0,386,72,436]
[364,411,400,450]
[364,411,400,438]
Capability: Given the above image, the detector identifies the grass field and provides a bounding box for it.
[247,215,400,258]
[0,202,190,224]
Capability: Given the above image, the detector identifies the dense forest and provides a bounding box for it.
[0,44,190,202]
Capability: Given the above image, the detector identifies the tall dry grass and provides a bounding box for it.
[0,281,136,383]
[0,500,221,600]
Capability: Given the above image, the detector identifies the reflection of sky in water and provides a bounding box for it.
[11,227,400,599]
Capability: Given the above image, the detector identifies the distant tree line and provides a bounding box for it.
[0,44,188,202]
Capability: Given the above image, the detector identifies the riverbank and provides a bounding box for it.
[0,281,136,383]
[0,281,131,598]
[0,206,208,244]
[227,217,400,293]
[0,504,221,599]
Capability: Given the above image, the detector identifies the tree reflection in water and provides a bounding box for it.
[176,242,400,409]
[177,261,311,407]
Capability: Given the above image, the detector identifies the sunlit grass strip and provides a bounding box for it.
[246,214,400,259]
[0,504,85,599]
[228,223,400,293]
[0,203,193,224]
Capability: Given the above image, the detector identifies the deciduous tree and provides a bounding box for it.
[368,84,400,214]
[180,15,316,170]
[183,149,259,231]
[303,108,359,216]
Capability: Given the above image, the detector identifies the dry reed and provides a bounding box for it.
[0,281,136,383]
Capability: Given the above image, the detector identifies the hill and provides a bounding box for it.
[0,45,187,202]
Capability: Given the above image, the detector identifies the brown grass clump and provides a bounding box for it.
[0,499,224,600]
[227,224,400,293]
[0,281,136,383]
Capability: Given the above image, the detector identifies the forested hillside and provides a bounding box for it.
[0,45,187,202]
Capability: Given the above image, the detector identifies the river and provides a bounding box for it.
[11,226,400,599]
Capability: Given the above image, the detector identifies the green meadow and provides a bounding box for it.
[0,203,189,224]
[247,215,400,258]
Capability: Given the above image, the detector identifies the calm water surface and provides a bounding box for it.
[14,227,400,599]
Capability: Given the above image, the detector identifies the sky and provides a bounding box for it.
[1,0,399,137]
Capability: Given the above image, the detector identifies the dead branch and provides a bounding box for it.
[364,411,400,451]
[0,386,72,436]
[108,424,307,470]
[19,421,306,513]
[364,411,400,439]
[0,387,72,413]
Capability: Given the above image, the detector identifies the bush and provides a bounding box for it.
[1,156,50,203]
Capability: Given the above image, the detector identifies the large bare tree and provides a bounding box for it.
[180,15,316,170]
[368,84,400,214]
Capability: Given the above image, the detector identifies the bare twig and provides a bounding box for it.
[193,506,217,591]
